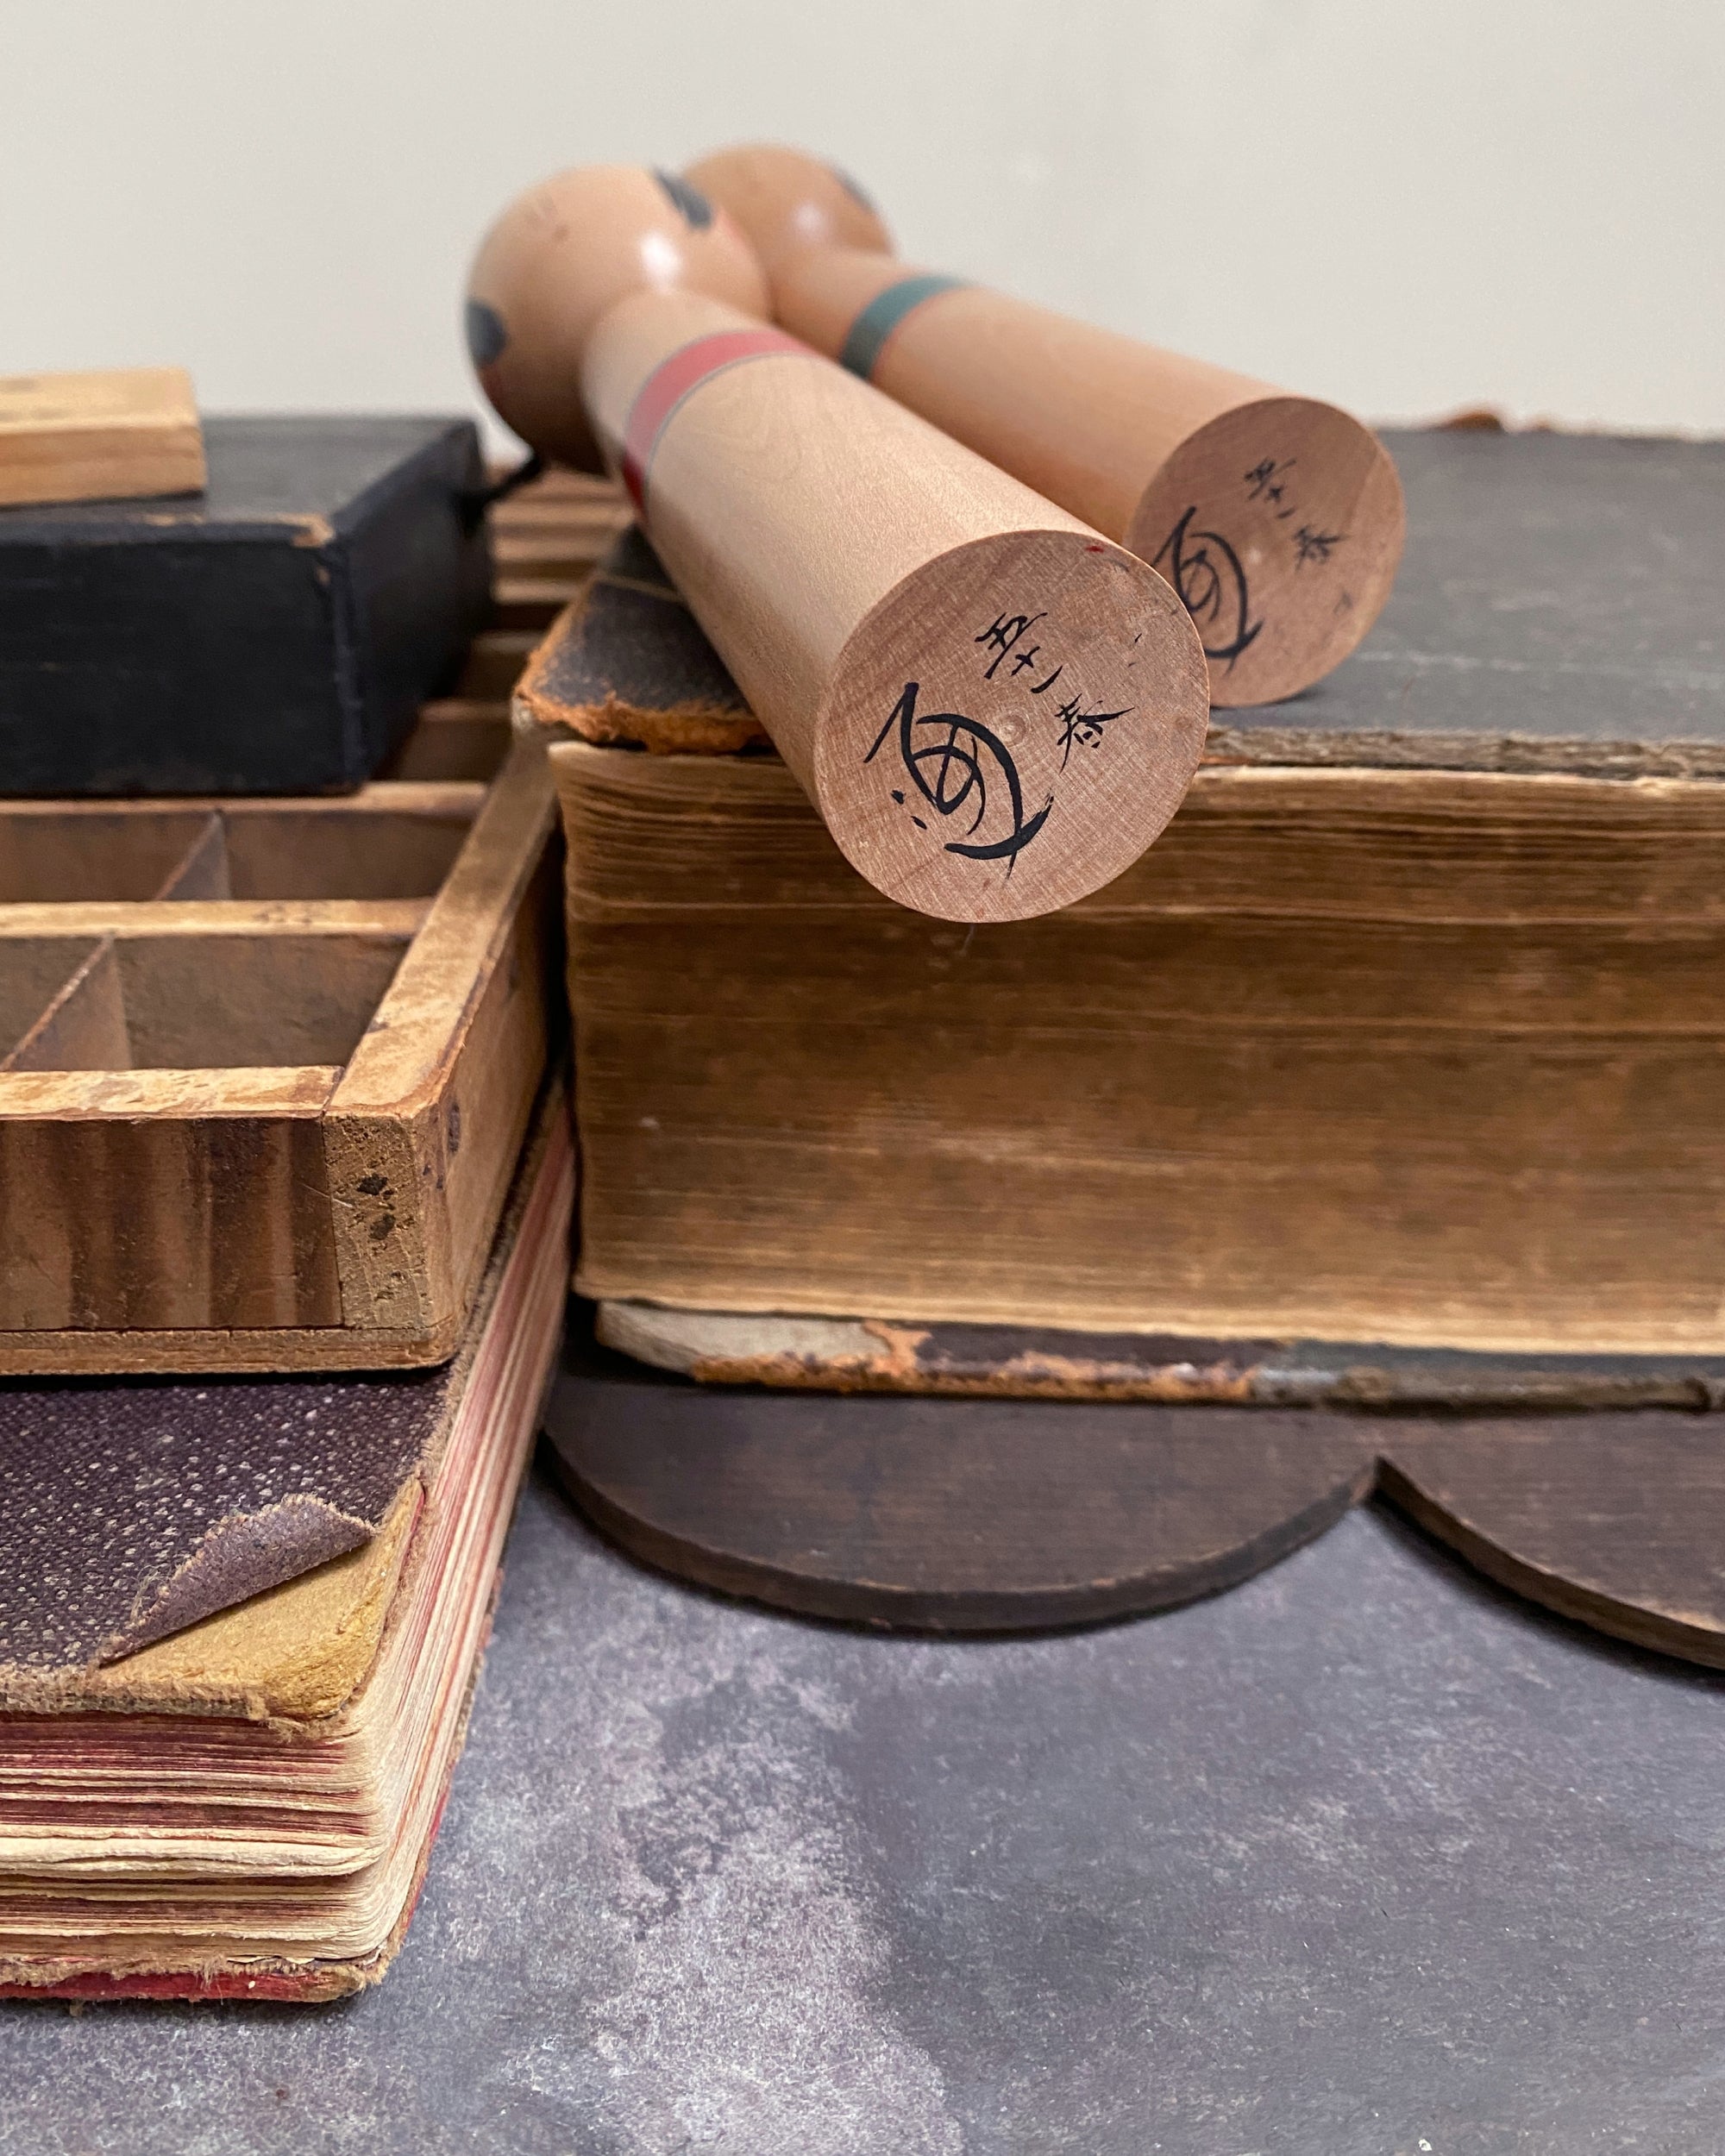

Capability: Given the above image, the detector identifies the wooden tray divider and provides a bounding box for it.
[2,937,127,1072]
[324,739,560,1343]
[154,814,229,899]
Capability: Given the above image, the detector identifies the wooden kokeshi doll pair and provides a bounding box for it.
[466,149,1404,924]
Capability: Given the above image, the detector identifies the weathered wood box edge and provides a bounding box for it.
[0,416,492,797]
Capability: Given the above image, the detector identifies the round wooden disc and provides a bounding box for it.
[1126,397,1406,708]
[549,1347,1376,1633]
[812,528,1209,923]
[550,1337,1725,1663]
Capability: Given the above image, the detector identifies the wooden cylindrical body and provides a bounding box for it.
[764,244,1406,709]
[581,288,1208,922]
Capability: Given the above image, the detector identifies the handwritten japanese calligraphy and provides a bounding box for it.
[1152,507,1263,670]
[865,680,1053,874]
[1292,523,1346,569]
[1054,694,1132,770]
[1244,457,1297,516]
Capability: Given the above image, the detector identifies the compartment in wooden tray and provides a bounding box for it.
[0,795,481,907]
[0,741,561,1374]
[0,461,616,1374]
[2,929,410,1071]
[0,812,222,904]
[1,938,107,1063]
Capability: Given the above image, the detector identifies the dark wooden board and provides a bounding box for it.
[1377,1420,1725,1668]
[549,1319,1725,1662]
[0,417,492,794]
[554,1326,1373,1630]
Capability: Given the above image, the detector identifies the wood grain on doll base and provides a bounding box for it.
[814,529,1208,922]
[617,326,807,515]
[1128,399,1406,708]
[767,255,1275,538]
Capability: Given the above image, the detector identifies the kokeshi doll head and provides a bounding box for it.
[464,166,768,472]
[693,145,1404,709]
[682,143,892,272]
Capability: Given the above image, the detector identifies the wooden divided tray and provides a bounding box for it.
[0,467,624,1376]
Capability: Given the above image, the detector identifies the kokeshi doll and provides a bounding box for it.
[687,144,1405,708]
[467,166,1208,924]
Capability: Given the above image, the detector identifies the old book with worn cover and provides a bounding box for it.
[0,1090,574,2002]
[522,429,1725,1371]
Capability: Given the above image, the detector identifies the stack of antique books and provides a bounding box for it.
[0,439,622,1998]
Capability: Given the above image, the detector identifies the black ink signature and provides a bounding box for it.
[976,612,1069,693]
[1292,523,1346,568]
[1244,457,1296,517]
[1152,507,1264,670]
[865,681,1053,874]
[975,611,1046,680]
[1055,694,1133,770]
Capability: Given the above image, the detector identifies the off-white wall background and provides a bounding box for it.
[2,0,1720,448]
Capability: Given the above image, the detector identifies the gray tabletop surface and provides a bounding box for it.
[6,1447,1725,2156]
